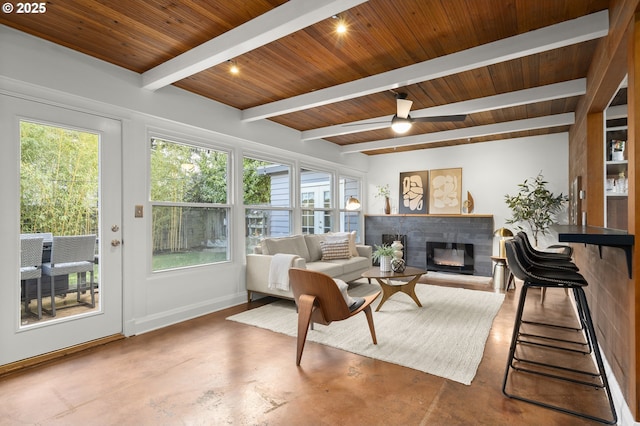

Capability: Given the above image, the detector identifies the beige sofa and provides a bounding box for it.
[246,233,372,301]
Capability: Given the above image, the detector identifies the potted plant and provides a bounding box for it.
[373,243,395,271]
[375,184,391,214]
[504,173,568,246]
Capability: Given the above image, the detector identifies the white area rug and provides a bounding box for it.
[227,283,504,385]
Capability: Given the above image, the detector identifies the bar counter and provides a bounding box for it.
[552,225,634,277]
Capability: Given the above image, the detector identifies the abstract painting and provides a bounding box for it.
[429,168,462,214]
[398,170,429,214]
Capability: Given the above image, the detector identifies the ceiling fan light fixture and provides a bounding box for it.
[391,116,412,134]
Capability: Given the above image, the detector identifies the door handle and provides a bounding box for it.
[111,239,121,247]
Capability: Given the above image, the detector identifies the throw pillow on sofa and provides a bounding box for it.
[261,235,311,261]
[320,239,352,260]
[305,231,359,261]
[327,231,359,258]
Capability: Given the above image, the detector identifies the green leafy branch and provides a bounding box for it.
[504,173,568,246]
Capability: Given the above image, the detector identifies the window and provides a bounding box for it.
[323,190,331,233]
[150,137,230,271]
[340,175,361,239]
[300,167,332,235]
[301,191,315,234]
[243,156,292,253]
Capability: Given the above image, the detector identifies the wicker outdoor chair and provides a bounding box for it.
[20,236,44,319]
[42,235,97,316]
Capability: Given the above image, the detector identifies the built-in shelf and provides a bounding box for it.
[553,225,634,278]
[606,192,628,197]
[607,125,628,131]
[606,160,628,175]
[605,91,628,230]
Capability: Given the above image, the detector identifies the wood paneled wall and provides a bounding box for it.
[628,10,640,418]
[568,0,640,418]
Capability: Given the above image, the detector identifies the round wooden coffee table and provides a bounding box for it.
[361,266,427,311]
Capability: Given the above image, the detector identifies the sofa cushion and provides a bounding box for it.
[326,256,370,275]
[320,239,351,260]
[261,235,311,261]
[327,231,359,258]
[306,261,344,276]
[304,234,325,262]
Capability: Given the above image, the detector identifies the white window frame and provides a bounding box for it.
[148,132,232,272]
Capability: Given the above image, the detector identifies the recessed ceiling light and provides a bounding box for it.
[332,15,347,34]
[228,60,239,75]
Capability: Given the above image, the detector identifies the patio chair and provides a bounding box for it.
[42,235,97,316]
[20,236,44,319]
[289,268,381,366]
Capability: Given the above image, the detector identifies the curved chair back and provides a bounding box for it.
[515,232,572,260]
[514,233,577,271]
[504,239,529,283]
[288,267,380,366]
[289,268,351,324]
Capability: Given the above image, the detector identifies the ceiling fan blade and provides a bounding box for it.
[342,121,389,127]
[412,114,467,122]
[396,98,413,119]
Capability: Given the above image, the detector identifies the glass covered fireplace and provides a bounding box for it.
[426,242,474,275]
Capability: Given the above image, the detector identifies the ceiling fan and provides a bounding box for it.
[391,93,467,133]
[346,93,467,134]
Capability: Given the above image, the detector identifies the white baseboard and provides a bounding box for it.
[602,350,637,425]
[131,292,247,335]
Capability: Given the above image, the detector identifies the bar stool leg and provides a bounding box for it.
[574,288,617,423]
[502,284,529,380]
[503,283,617,425]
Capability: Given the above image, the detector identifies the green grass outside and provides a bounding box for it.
[152,250,228,271]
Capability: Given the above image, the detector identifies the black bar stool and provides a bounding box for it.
[502,239,617,424]
[514,232,576,303]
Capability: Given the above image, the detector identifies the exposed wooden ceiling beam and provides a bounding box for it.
[340,113,575,154]
[243,11,608,122]
[141,0,368,90]
[300,79,586,141]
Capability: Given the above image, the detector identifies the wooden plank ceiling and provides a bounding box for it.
[0,0,611,155]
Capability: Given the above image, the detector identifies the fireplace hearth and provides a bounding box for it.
[426,242,474,275]
[364,214,493,276]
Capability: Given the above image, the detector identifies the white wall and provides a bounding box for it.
[0,25,368,336]
[366,135,570,248]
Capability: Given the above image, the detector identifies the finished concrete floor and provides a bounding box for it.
[1,278,617,425]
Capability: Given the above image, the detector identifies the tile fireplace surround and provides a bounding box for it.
[364,214,494,276]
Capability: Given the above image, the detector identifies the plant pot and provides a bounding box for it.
[379,255,392,272]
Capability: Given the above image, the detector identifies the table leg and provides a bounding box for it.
[374,275,423,311]
[403,275,423,307]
